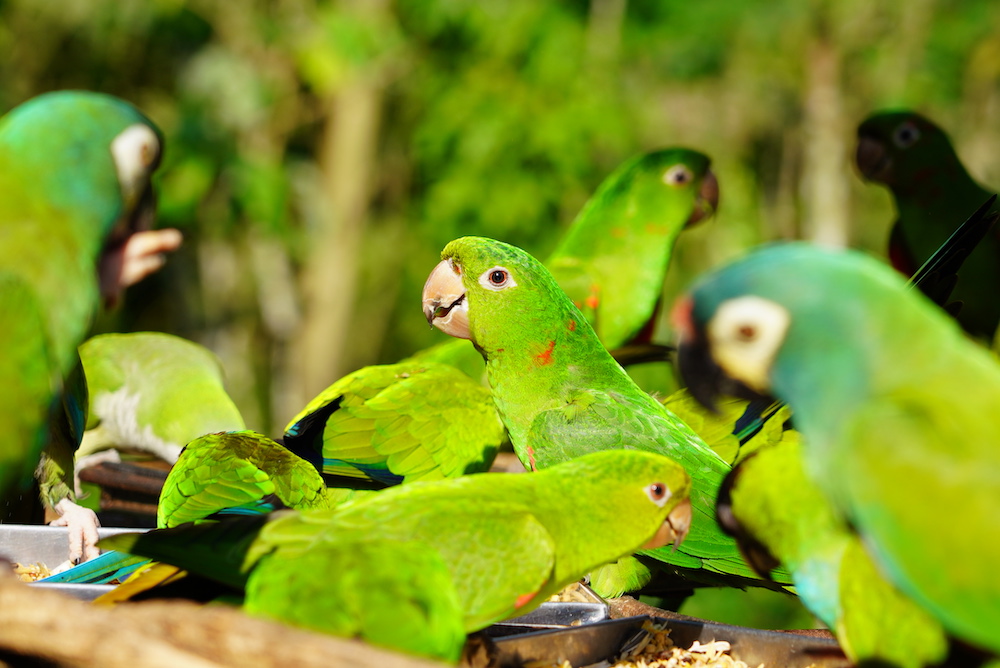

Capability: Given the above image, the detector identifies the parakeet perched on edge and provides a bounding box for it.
[285,148,717,486]
[675,242,1000,655]
[105,449,693,662]
[856,110,1000,340]
[77,332,245,468]
[422,236,787,598]
[0,91,182,563]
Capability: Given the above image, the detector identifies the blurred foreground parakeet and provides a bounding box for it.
[675,242,1000,654]
[856,110,1000,339]
[285,148,716,486]
[0,91,181,562]
[422,236,785,597]
[77,332,245,468]
[106,449,692,662]
[717,433,948,667]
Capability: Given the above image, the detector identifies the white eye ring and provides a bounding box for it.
[644,482,671,507]
[892,121,921,149]
[479,266,517,291]
[663,164,693,187]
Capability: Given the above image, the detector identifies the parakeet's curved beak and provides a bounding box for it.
[686,168,719,228]
[855,135,892,183]
[641,497,692,550]
[422,258,470,339]
[671,295,766,413]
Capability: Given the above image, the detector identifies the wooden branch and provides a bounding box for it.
[0,568,444,668]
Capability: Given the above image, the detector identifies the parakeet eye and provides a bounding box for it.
[892,121,921,149]
[707,296,790,394]
[644,482,671,507]
[479,266,517,291]
[663,165,693,187]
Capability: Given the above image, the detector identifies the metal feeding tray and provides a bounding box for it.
[486,606,848,668]
[0,524,146,600]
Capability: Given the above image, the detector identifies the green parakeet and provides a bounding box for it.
[77,332,245,467]
[856,110,1000,340]
[0,91,181,562]
[675,241,1000,654]
[285,148,716,486]
[157,430,362,528]
[546,147,718,352]
[717,433,948,667]
[106,449,693,662]
[422,236,784,597]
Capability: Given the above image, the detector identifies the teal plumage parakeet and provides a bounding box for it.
[422,236,783,597]
[0,91,181,562]
[285,148,716,485]
[716,433,947,667]
[77,332,245,467]
[675,242,1000,654]
[856,110,1000,339]
[106,449,693,662]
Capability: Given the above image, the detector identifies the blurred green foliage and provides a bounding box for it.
[4,0,1000,433]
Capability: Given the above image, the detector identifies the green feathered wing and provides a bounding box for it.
[283,360,505,485]
[157,430,361,528]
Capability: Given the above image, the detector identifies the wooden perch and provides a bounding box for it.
[0,567,444,668]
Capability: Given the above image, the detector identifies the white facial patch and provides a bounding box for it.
[707,295,790,394]
[111,123,160,206]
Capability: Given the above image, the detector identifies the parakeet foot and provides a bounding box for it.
[49,498,101,564]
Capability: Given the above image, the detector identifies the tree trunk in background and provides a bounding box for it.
[800,34,850,248]
[292,76,382,408]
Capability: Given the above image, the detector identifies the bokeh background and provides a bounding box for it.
[6,0,998,432]
[7,0,1000,630]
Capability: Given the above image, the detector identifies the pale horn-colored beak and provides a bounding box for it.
[640,497,692,550]
[422,258,471,339]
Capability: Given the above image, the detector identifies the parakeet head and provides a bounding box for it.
[855,111,960,189]
[672,242,927,413]
[423,236,596,356]
[595,147,719,229]
[539,449,693,554]
[0,91,170,303]
[0,90,162,239]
